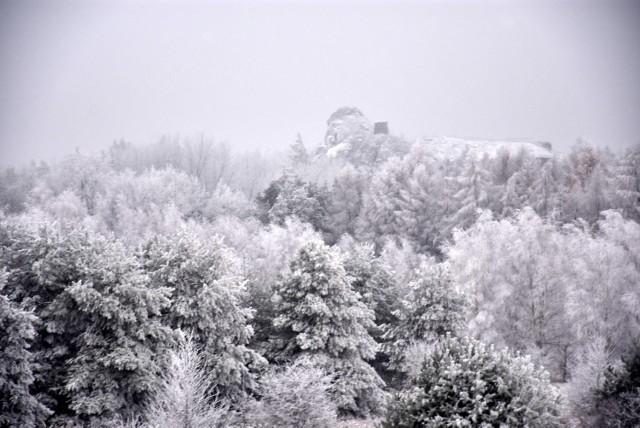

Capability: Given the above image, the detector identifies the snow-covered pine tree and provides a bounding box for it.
[212,216,324,356]
[140,229,266,403]
[491,146,513,186]
[61,232,173,419]
[581,164,614,224]
[379,237,431,298]
[381,264,465,372]
[399,157,447,254]
[257,173,330,233]
[512,154,538,207]
[339,238,398,333]
[380,336,564,427]
[593,343,640,427]
[0,222,173,421]
[339,238,400,376]
[271,241,386,417]
[356,155,407,246]
[0,270,51,428]
[0,222,77,417]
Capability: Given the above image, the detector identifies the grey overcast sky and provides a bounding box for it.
[1,0,639,165]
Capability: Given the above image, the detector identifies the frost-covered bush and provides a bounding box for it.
[241,359,337,428]
[94,167,207,246]
[144,334,229,428]
[401,340,435,379]
[380,336,564,427]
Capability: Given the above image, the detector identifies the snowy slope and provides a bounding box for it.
[419,136,553,161]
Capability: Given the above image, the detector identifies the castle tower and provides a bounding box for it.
[374,121,389,135]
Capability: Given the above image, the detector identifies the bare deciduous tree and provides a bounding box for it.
[145,334,228,428]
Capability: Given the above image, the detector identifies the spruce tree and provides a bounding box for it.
[339,239,400,382]
[594,343,640,427]
[0,270,51,427]
[382,264,465,372]
[341,240,398,333]
[62,233,173,419]
[271,241,386,417]
[257,173,330,232]
[1,222,173,421]
[0,222,80,417]
[140,229,266,403]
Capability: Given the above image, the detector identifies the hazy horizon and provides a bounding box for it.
[1,0,639,166]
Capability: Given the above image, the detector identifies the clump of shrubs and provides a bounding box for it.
[144,335,229,428]
[240,358,337,428]
[380,336,564,427]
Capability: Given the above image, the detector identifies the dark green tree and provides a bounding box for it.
[341,240,398,337]
[0,270,51,427]
[380,336,564,427]
[271,241,386,417]
[140,229,266,403]
[0,222,172,422]
[593,343,640,427]
[382,264,465,372]
[256,173,329,233]
[61,233,172,419]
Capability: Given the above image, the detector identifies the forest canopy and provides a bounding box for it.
[1,107,639,427]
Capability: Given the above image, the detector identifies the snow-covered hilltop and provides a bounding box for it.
[419,136,553,161]
[320,107,554,166]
